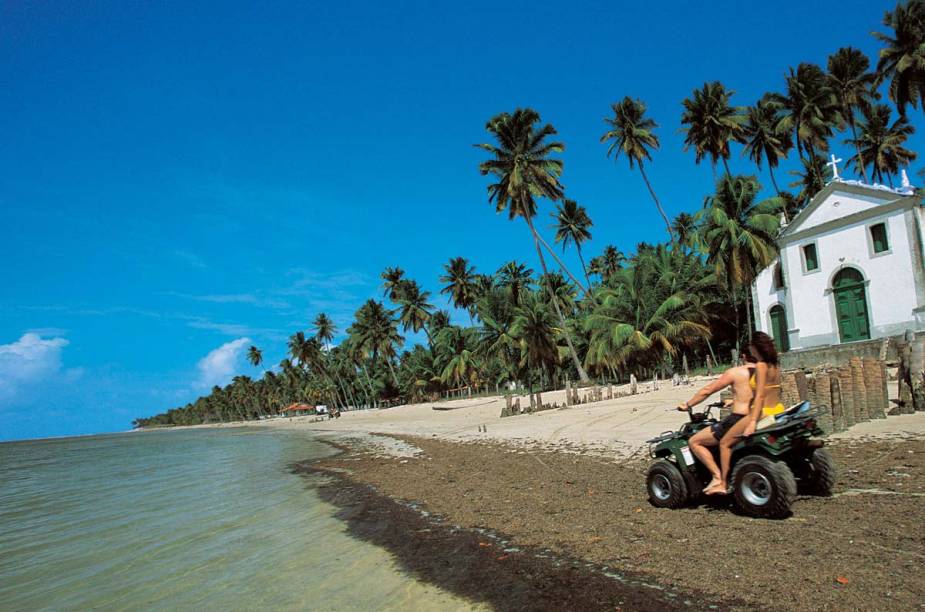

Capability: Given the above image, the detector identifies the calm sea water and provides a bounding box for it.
[0,429,475,610]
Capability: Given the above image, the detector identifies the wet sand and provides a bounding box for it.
[304,434,925,611]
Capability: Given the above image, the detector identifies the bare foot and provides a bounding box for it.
[705,482,728,495]
[704,478,722,492]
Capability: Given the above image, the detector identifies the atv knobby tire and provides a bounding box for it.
[731,455,796,519]
[646,459,689,508]
[804,448,837,496]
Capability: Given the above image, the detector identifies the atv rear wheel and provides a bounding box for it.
[731,455,796,519]
[646,459,689,509]
[804,448,836,496]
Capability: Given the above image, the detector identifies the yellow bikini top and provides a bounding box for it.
[749,372,782,390]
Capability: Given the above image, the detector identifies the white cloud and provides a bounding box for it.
[0,333,71,400]
[195,337,251,390]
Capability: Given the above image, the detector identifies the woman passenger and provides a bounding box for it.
[715,332,783,491]
[678,350,757,495]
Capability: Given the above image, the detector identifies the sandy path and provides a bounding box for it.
[238,375,925,455]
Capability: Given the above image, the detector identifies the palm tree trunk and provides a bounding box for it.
[533,232,593,299]
[524,215,591,383]
[360,363,378,407]
[745,288,754,342]
[638,162,673,240]
[721,157,731,178]
[576,245,593,289]
[807,141,823,185]
[768,164,781,195]
[844,99,869,183]
[385,357,400,388]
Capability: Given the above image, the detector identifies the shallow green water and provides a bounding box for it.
[0,429,474,610]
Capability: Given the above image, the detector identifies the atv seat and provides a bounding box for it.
[756,401,811,431]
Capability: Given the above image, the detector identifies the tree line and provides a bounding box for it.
[134,2,924,428]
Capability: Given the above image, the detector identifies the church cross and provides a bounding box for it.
[826,154,843,180]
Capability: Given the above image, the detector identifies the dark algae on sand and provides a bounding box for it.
[301,435,925,611]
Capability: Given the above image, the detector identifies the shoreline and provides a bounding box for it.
[302,432,925,611]
[296,440,735,611]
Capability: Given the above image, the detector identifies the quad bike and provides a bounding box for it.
[645,401,836,519]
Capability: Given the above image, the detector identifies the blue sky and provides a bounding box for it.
[1,0,918,440]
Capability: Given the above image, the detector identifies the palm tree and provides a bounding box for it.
[288,331,308,366]
[247,345,263,370]
[589,245,625,284]
[473,273,496,299]
[846,103,917,185]
[434,326,480,389]
[873,0,925,117]
[511,296,560,391]
[439,257,478,320]
[475,289,519,386]
[601,97,672,238]
[680,81,745,177]
[552,198,594,289]
[788,154,829,205]
[540,272,577,313]
[584,266,711,373]
[381,267,406,301]
[496,260,534,305]
[396,279,435,343]
[827,47,878,183]
[671,213,699,252]
[699,175,783,340]
[741,95,793,193]
[476,108,590,382]
[428,309,452,336]
[347,299,404,387]
[771,63,842,175]
[313,313,336,346]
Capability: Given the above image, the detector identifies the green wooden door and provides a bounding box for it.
[769,305,790,351]
[833,268,870,342]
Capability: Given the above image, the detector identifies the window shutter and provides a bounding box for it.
[871,224,889,253]
[804,244,818,271]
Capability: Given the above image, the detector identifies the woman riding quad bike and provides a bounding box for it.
[645,401,836,519]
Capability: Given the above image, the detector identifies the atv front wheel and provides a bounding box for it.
[803,448,837,496]
[646,459,689,509]
[731,455,796,519]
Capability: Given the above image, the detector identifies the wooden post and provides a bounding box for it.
[862,357,886,419]
[839,367,856,427]
[849,357,869,423]
[706,354,713,376]
[830,375,846,432]
[814,369,834,433]
[630,374,637,395]
[793,370,810,402]
[912,335,925,412]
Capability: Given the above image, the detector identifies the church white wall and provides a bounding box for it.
[754,206,923,350]
[795,189,897,233]
[753,261,783,336]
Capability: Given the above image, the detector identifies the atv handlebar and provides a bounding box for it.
[683,401,724,423]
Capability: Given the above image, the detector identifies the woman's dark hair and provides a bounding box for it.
[747,331,779,365]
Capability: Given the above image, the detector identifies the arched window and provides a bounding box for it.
[832,268,870,343]
[769,305,790,352]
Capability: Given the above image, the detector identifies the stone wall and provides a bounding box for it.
[779,333,925,432]
[781,337,896,370]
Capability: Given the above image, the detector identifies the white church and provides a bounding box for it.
[752,156,925,352]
